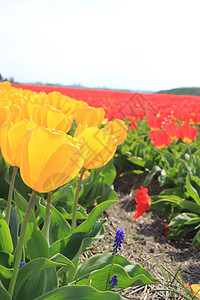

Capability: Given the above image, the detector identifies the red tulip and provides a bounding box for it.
[147,115,163,131]
[178,124,198,143]
[133,186,151,219]
[149,129,172,149]
[163,122,180,141]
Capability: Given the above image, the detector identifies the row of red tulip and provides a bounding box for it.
[11,83,200,147]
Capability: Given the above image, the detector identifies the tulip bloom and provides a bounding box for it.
[146,115,163,131]
[133,186,151,219]
[75,126,117,169]
[0,103,10,126]
[178,123,198,143]
[33,105,72,133]
[163,122,180,141]
[75,106,105,127]
[149,129,172,149]
[104,119,127,146]
[184,283,200,297]
[0,120,38,167]
[20,127,84,193]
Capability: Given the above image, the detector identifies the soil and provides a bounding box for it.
[90,169,200,299]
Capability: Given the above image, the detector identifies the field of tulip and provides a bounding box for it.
[0,81,200,299]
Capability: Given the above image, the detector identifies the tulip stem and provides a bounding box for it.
[43,191,52,238]
[8,190,37,297]
[6,166,18,226]
[71,167,86,233]
[106,252,116,290]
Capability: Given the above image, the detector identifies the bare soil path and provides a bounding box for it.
[91,170,200,299]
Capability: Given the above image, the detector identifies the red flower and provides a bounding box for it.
[147,115,163,131]
[149,129,172,149]
[163,122,180,141]
[178,124,198,143]
[133,186,151,219]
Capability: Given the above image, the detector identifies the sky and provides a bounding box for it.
[1,0,200,92]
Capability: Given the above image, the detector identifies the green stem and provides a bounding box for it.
[126,218,133,238]
[106,252,117,290]
[43,191,52,238]
[6,166,18,226]
[71,167,86,233]
[8,190,37,297]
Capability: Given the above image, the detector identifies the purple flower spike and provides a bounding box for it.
[112,227,125,255]
[109,274,118,288]
[19,262,26,268]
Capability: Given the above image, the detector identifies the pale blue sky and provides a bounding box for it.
[1,0,200,91]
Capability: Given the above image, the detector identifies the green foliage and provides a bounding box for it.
[157,87,200,96]
[34,286,126,300]
[78,160,117,207]
[116,119,200,244]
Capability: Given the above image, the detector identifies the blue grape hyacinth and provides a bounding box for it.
[109,274,118,288]
[112,227,125,254]
[19,262,26,268]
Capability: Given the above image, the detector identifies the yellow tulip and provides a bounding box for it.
[75,106,105,127]
[104,119,127,145]
[42,107,72,133]
[0,81,11,91]
[0,103,10,126]
[20,127,84,193]
[47,91,66,110]
[0,120,38,167]
[60,97,79,117]
[76,126,117,169]
[9,104,22,123]
[22,101,40,121]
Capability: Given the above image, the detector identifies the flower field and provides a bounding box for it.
[0,81,200,299]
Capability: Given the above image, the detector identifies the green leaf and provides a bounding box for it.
[34,285,126,300]
[38,202,71,245]
[162,150,175,167]
[13,257,74,300]
[181,200,200,214]
[51,181,76,205]
[77,253,133,280]
[0,265,13,279]
[77,262,157,291]
[50,220,105,261]
[49,253,74,271]
[127,156,146,167]
[0,216,13,254]
[9,207,20,250]
[57,204,88,220]
[14,191,49,259]
[0,251,13,279]
[143,166,161,186]
[192,228,200,246]
[186,175,200,205]
[151,195,182,214]
[99,160,116,186]
[75,200,116,233]
[0,280,12,300]
[168,213,200,239]
[5,167,32,201]
[158,168,166,186]
[0,251,13,268]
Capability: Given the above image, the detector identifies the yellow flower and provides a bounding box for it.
[42,106,72,133]
[78,170,90,180]
[76,126,117,169]
[0,120,38,167]
[75,106,105,127]
[9,104,22,123]
[104,119,127,146]
[0,103,10,126]
[20,127,84,193]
